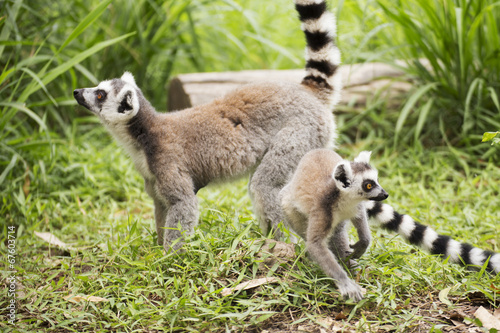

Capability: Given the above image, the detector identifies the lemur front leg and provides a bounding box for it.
[307,211,365,301]
[349,204,372,259]
[145,179,167,246]
[154,176,199,252]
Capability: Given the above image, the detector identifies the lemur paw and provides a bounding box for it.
[338,279,365,302]
[350,239,370,259]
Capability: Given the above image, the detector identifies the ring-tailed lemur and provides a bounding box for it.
[280,149,388,301]
[366,201,500,274]
[73,0,341,251]
[281,149,500,301]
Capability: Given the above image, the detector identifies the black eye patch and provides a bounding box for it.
[362,180,375,192]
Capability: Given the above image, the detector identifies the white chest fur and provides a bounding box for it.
[107,124,154,180]
[335,198,363,223]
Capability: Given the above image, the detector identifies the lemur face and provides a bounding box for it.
[73,72,140,125]
[333,151,389,202]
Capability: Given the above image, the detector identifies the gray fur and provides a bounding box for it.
[73,0,341,251]
[280,149,388,301]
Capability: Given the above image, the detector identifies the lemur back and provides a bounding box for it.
[73,0,341,251]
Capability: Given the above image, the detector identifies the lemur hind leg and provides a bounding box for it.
[249,131,318,237]
[249,164,286,237]
[153,199,168,246]
[328,220,352,261]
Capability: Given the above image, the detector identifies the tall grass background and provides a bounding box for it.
[0,0,384,217]
[378,0,500,154]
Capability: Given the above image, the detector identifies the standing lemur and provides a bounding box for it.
[73,0,499,301]
[281,149,500,301]
[74,0,341,251]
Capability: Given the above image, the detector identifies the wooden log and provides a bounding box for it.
[167,62,411,111]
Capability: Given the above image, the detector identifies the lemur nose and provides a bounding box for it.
[73,89,80,97]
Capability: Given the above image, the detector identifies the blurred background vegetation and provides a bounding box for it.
[1,0,499,224]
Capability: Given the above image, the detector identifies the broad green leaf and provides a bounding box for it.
[482,131,499,142]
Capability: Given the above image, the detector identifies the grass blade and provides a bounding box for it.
[463,78,484,134]
[0,102,48,131]
[395,82,438,143]
[57,0,114,54]
[487,87,500,112]
[0,0,23,59]
[414,97,434,143]
[0,154,18,186]
[19,67,58,106]
[19,32,136,103]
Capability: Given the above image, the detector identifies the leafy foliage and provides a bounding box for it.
[377,0,500,152]
[482,131,500,145]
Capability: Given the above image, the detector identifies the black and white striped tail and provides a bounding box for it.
[295,0,342,108]
[365,201,500,274]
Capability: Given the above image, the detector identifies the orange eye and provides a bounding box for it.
[366,183,372,190]
[96,90,106,100]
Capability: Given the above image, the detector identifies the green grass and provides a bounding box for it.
[1,127,499,332]
[2,0,500,331]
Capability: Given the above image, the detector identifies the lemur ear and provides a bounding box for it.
[333,161,353,189]
[118,91,134,114]
[354,151,372,164]
[121,71,137,87]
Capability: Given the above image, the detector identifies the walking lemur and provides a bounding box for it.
[74,0,499,301]
[74,0,341,250]
[280,149,500,301]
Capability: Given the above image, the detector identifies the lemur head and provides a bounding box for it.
[73,72,140,125]
[332,151,388,202]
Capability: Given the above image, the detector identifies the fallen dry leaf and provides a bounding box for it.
[474,306,500,330]
[316,316,334,328]
[34,231,76,250]
[221,277,279,297]
[64,294,109,304]
[438,286,453,307]
[34,232,93,252]
[257,240,296,271]
[335,311,348,320]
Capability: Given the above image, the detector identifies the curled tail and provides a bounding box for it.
[365,201,500,274]
[295,0,342,108]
